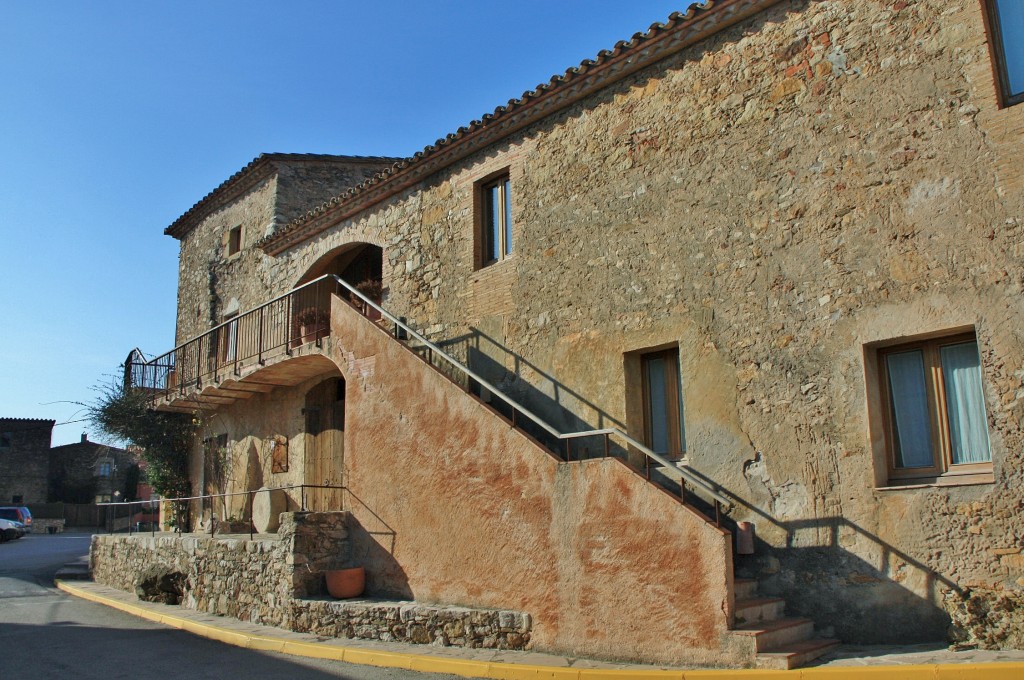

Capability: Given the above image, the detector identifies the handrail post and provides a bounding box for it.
[286,291,293,355]
[249,490,255,540]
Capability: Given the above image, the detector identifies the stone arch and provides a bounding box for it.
[296,242,384,305]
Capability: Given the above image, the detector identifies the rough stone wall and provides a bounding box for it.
[90,512,349,627]
[174,175,278,344]
[291,600,531,650]
[273,160,395,227]
[173,158,396,345]
[165,0,1024,650]
[245,0,1024,645]
[328,297,737,666]
[89,511,533,651]
[0,419,53,504]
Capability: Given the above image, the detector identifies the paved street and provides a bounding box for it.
[0,532,465,680]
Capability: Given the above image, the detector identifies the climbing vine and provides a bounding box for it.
[89,377,196,520]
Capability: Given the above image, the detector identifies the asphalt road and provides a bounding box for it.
[0,531,467,680]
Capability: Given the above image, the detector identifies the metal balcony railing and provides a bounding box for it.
[124,275,343,398]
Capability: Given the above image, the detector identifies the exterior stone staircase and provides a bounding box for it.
[731,577,839,669]
[647,465,839,668]
[131,280,840,668]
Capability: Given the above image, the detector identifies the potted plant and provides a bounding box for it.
[353,279,384,321]
[295,307,329,344]
[324,566,365,599]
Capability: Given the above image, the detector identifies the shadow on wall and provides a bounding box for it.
[426,327,957,644]
[684,466,958,644]
[438,327,627,460]
[343,488,412,599]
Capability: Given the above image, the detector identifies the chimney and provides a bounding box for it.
[81,433,88,443]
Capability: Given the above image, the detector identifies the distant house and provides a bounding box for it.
[115,0,1024,667]
[49,434,138,504]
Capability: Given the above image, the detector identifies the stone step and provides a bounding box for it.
[754,638,840,670]
[734,597,786,625]
[733,577,758,600]
[732,617,814,652]
[54,563,92,582]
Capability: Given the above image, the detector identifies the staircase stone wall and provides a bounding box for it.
[90,511,350,628]
[261,0,1024,648]
[329,297,739,666]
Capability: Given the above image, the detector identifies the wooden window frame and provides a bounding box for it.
[226,225,243,257]
[640,347,686,461]
[475,170,512,268]
[982,0,1024,108]
[877,332,992,483]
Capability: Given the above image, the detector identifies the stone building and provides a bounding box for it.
[114,0,1024,667]
[49,434,137,504]
[0,418,55,504]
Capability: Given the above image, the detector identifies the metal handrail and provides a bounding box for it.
[124,273,732,515]
[331,275,733,514]
[126,275,339,395]
[97,483,346,539]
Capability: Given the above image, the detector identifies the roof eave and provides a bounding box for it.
[257,0,783,256]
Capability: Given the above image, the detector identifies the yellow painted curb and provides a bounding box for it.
[55,581,1024,680]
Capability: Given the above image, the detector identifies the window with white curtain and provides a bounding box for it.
[879,333,992,481]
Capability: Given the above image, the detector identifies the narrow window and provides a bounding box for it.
[0,432,10,449]
[879,333,991,481]
[478,173,512,267]
[227,225,243,256]
[983,0,1024,107]
[641,348,686,460]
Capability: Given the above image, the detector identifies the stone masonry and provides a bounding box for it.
[142,0,1024,659]
[0,418,54,504]
[90,511,531,650]
[91,512,349,627]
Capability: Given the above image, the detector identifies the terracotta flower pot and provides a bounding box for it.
[324,567,365,599]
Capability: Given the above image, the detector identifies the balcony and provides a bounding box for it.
[124,276,352,412]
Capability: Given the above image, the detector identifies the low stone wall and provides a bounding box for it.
[89,510,533,650]
[292,600,531,650]
[90,511,351,628]
[31,518,65,533]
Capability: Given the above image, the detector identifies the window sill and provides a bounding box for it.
[471,257,514,278]
[877,470,994,491]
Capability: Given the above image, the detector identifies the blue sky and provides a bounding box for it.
[0,1,684,445]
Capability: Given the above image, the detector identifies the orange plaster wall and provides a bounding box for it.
[329,296,735,665]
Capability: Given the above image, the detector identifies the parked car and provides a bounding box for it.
[0,506,31,532]
[0,518,22,542]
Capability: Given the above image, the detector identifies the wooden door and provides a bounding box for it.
[304,377,346,511]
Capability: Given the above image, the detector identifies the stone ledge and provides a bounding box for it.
[293,598,532,650]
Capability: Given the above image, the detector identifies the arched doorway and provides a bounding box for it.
[298,243,384,304]
[303,375,346,511]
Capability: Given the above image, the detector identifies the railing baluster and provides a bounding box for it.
[258,307,265,364]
